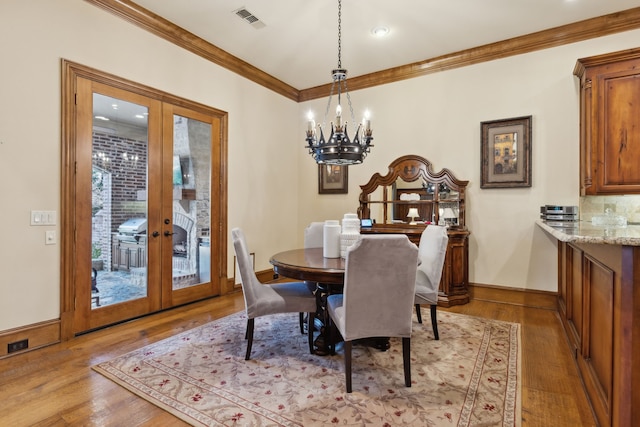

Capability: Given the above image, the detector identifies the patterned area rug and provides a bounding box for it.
[94,311,521,426]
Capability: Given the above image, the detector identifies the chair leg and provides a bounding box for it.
[415,303,423,324]
[299,312,304,334]
[245,318,255,360]
[402,337,411,387]
[328,315,336,355]
[344,340,352,393]
[430,304,439,340]
[307,311,314,354]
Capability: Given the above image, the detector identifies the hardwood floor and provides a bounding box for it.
[0,289,595,426]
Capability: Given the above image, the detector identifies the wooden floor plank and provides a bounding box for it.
[1,290,594,426]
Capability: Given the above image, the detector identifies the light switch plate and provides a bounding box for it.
[31,210,57,226]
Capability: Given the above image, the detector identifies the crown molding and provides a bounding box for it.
[299,7,640,101]
[84,1,640,103]
[85,0,300,101]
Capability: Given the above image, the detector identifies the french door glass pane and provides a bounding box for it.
[91,93,149,308]
[172,114,211,290]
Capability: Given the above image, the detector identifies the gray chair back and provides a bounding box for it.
[415,225,449,304]
[341,234,418,341]
[231,228,268,318]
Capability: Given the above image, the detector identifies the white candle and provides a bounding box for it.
[335,105,342,127]
[363,110,371,131]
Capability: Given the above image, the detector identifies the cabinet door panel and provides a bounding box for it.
[580,254,614,427]
[600,73,640,188]
[557,243,568,318]
[568,245,583,347]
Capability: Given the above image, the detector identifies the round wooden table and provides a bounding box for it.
[269,248,345,285]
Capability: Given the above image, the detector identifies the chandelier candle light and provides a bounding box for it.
[305,0,374,165]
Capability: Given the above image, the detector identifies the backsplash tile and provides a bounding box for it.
[580,195,640,224]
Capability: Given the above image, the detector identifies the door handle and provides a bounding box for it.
[164,230,175,237]
[152,231,160,237]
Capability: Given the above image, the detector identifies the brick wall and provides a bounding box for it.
[93,132,148,232]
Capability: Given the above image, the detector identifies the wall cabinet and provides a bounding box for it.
[557,241,640,427]
[574,47,640,195]
[357,155,469,306]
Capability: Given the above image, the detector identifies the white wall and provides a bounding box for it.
[2,0,640,332]
[299,30,640,292]
[0,0,299,331]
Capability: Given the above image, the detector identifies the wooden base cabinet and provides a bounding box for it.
[557,241,640,427]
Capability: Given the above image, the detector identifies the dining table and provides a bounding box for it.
[269,248,345,285]
[269,247,389,354]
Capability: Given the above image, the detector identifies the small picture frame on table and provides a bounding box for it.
[318,165,348,194]
[481,115,532,188]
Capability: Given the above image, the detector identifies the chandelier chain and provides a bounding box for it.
[337,0,342,69]
[323,80,337,128]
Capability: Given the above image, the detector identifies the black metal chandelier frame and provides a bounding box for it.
[305,0,374,165]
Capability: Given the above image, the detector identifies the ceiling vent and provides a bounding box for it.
[233,7,266,29]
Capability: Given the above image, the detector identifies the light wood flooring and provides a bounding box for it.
[0,288,596,426]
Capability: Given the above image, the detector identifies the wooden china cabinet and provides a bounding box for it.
[574,47,640,195]
[357,155,470,306]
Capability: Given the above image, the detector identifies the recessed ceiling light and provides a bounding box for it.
[371,26,389,37]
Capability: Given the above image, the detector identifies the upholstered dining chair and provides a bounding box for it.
[326,235,418,393]
[414,225,449,340]
[231,228,317,360]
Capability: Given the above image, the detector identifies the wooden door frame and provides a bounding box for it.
[60,60,228,340]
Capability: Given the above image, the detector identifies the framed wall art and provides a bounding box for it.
[481,115,532,188]
[318,164,348,194]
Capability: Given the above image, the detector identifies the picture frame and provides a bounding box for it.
[481,115,532,188]
[318,164,348,194]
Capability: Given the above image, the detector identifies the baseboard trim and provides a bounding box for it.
[469,283,558,310]
[258,269,558,311]
[0,319,60,359]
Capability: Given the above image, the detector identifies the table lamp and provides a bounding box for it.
[407,208,420,225]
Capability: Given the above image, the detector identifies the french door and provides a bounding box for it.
[62,62,226,335]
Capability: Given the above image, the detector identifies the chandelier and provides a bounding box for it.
[305,0,374,165]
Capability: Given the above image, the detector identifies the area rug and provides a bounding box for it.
[93,311,521,426]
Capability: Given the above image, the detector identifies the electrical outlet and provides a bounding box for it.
[45,230,56,245]
[7,339,28,353]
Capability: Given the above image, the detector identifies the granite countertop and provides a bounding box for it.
[536,219,640,246]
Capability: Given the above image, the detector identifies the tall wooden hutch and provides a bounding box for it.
[357,155,470,306]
